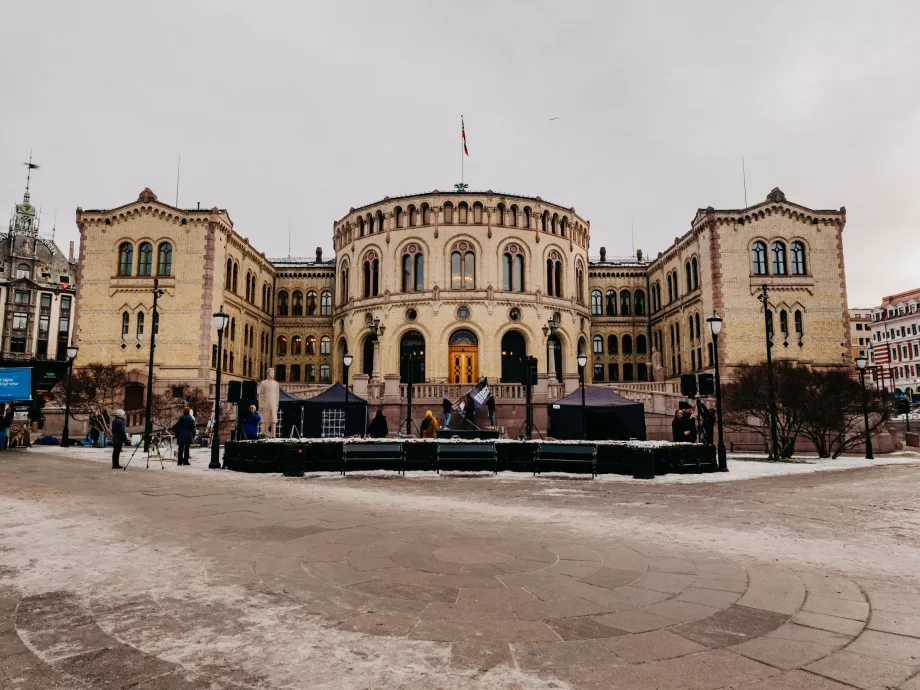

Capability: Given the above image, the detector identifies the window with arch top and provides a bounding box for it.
[121,311,129,338]
[307,290,317,316]
[138,242,153,276]
[691,257,699,289]
[634,289,646,316]
[278,291,289,316]
[606,290,617,316]
[320,290,332,315]
[292,291,304,316]
[752,241,768,275]
[608,334,618,354]
[591,290,603,315]
[593,335,603,354]
[156,242,172,276]
[502,244,524,292]
[546,252,563,297]
[791,241,807,275]
[291,335,302,355]
[363,251,380,297]
[637,334,647,354]
[771,241,787,275]
[622,334,633,354]
[276,335,287,356]
[620,289,631,316]
[401,244,424,292]
[685,261,692,293]
[450,243,475,289]
[118,242,133,276]
[576,264,585,305]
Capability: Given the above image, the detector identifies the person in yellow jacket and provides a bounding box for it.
[420,410,439,438]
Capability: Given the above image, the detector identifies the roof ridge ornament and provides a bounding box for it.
[138,188,158,203]
[766,187,786,203]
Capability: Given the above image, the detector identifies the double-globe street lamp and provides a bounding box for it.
[577,352,588,440]
[209,306,229,469]
[61,344,79,447]
[855,355,874,460]
[706,312,728,472]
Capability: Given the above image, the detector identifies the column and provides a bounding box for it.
[372,338,381,380]
[547,340,557,382]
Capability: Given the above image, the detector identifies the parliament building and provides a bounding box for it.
[72,186,851,435]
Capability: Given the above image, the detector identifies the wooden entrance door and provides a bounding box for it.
[449,345,478,384]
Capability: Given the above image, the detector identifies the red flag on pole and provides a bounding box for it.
[462,117,469,156]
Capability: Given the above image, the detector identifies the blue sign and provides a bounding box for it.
[0,368,32,401]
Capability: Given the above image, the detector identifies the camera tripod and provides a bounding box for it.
[123,430,173,470]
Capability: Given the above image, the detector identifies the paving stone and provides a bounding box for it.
[737,565,806,615]
[740,669,860,689]
[337,613,418,637]
[610,585,672,607]
[512,639,624,673]
[643,600,721,624]
[306,561,378,587]
[493,559,555,575]
[545,615,627,641]
[900,672,920,689]
[765,622,852,646]
[409,618,560,643]
[868,609,920,638]
[693,561,747,581]
[578,567,644,591]
[595,546,649,574]
[56,646,177,690]
[346,553,397,572]
[647,557,697,575]
[594,608,679,633]
[637,571,696,594]
[299,542,354,563]
[732,636,840,670]
[599,629,708,662]
[806,650,916,690]
[693,577,748,593]
[673,605,789,648]
[676,586,740,609]
[131,673,215,689]
[796,571,866,602]
[846,630,920,666]
[802,594,870,621]
[449,641,513,672]
[544,544,602,562]
[422,601,518,623]
[793,610,866,636]
[511,597,610,622]
[548,559,602,578]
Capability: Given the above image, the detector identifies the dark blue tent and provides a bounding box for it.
[548,387,646,440]
[279,383,367,438]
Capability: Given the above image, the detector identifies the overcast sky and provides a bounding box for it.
[2,1,918,307]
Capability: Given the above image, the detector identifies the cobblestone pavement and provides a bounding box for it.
[0,450,919,689]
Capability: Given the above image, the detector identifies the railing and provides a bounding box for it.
[608,381,680,394]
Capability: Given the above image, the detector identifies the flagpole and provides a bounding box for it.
[461,114,464,185]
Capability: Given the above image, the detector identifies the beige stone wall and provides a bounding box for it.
[587,265,650,383]
[333,192,591,386]
[272,266,335,385]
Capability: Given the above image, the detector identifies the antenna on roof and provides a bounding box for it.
[741,155,748,207]
[52,209,57,241]
[175,154,181,207]
[288,222,291,259]
[631,221,635,256]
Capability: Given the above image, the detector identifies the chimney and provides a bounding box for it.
[316,247,323,262]
[69,241,74,263]
[599,246,607,261]
[636,248,643,261]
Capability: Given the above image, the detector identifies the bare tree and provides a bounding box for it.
[150,384,212,434]
[722,361,811,458]
[51,364,128,439]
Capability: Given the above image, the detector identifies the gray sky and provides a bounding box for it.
[2,0,918,307]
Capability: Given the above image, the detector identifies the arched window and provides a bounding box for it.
[523,207,532,228]
[292,291,303,316]
[560,217,567,238]
[771,241,787,275]
[157,242,172,276]
[306,290,317,315]
[450,245,475,289]
[779,309,789,335]
[576,265,585,305]
[277,336,287,356]
[551,213,558,234]
[401,245,424,292]
[118,243,134,276]
[685,261,692,293]
[546,253,563,297]
[622,334,633,354]
[688,314,695,341]
[394,206,403,228]
[275,364,286,382]
[138,242,153,276]
[458,202,468,224]
[634,289,646,316]
[376,211,385,233]
[509,205,518,226]
[225,258,232,289]
[606,290,617,316]
[496,203,505,226]
[291,335,302,355]
[340,264,349,303]
[791,241,807,275]
[358,217,366,237]
[502,246,524,292]
[794,310,804,335]
[473,202,483,224]
[278,291,289,316]
[623,363,634,382]
[591,290,603,315]
[408,205,418,226]
[666,274,673,303]
[593,335,603,354]
[121,311,129,338]
[695,313,701,342]
[244,271,252,302]
[363,252,380,297]
[421,203,432,225]
[320,290,332,316]
[752,241,768,275]
[620,290,632,316]
[671,272,678,300]
[637,334,647,354]
[691,257,699,289]
[608,334,618,354]
[320,336,331,354]
[442,202,453,224]
[541,211,549,232]
[136,312,144,337]
[306,335,316,354]
[232,263,238,293]
[500,330,527,382]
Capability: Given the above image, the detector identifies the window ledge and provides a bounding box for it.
[750,275,815,290]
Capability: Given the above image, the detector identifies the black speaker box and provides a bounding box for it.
[227,381,242,403]
[680,373,698,398]
[698,373,715,397]
[242,380,258,401]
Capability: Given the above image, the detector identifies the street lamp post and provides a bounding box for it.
[402,350,422,436]
[856,356,874,459]
[209,306,229,469]
[343,352,353,435]
[61,344,79,447]
[577,353,588,440]
[706,312,728,472]
[757,284,780,459]
[143,278,166,453]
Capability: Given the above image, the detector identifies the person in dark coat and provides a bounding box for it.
[463,395,476,427]
[90,415,101,448]
[111,409,129,469]
[242,405,261,439]
[486,395,496,427]
[442,396,453,428]
[367,409,388,439]
[172,407,196,465]
[675,403,697,442]
[698,402,715,445]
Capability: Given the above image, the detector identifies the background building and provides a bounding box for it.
[870,288,920,397]
[848,307,874,365]
[72,186,851,437]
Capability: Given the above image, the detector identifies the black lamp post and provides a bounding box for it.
[61,343,78,447]
[856,355,874,459]
[402,350,422,436]
[758,284,780,459]
[706,312,728,471]
[209,306,229,469]
[343,352,353,435]
[143,278,165,453]
[577,352,588,440]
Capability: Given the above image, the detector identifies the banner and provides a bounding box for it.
[0,368,32,401]
[455,378,490,426]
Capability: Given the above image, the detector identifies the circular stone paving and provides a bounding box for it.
[432,545,513,565]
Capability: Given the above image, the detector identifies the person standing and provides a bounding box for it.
[172,406,196,465]
[420,410,439,438]
[242,405,261,439]
[367,408,388,439]
[486,395,496,427]
[0,404,8,450]
[463,394,476,428]
[111,409,129,469]
[442,396,452,429]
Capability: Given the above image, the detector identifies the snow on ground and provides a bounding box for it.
[25,444,920,484]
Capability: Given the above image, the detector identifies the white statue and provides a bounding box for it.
[257,367,280,438]
[651,347,664,383]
